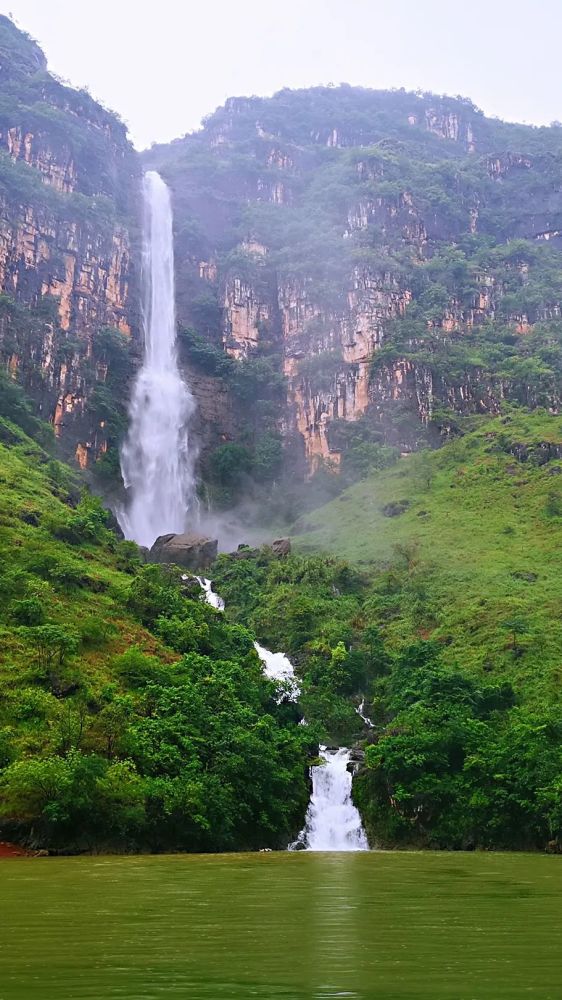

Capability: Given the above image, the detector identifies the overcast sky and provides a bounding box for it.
[3,0,561,149]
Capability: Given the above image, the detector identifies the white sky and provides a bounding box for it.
[3,0,561,149]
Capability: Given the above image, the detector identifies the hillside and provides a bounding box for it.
[0,384,311,852]
[0,14,138,473]
[0,18,561,855]
[293,408,562,695]
[209,406,562,850]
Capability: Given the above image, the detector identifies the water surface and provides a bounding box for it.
[1,851,561,999]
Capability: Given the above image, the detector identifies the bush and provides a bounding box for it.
[10,596,45,626]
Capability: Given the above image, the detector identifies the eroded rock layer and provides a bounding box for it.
[0,15,138,466]
[147,87,562,472]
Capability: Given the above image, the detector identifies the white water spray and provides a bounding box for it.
[119,171,196,548]
[357,699,374,729]
[295,748,368,851]
[195,576,225,611]
[194,567,369,850]
[254,643,301,701]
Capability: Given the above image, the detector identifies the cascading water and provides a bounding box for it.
[197,578,368,851]
[195,576,225,611]
[254,643,301,701]
[295,748,368,852]
[119,171,196,548]
[357,699,374,729]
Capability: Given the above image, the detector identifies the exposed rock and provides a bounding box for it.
[272,537,291,557]
[382,500,410,517]
[149,532,218,570]
[510,442,562,464]
[230,544,260,560]
[0,18,138,466]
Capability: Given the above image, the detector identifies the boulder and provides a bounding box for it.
[272,537,291,557]
[229,544,260,561]
[382,500,410,517]
[149,532,218,571]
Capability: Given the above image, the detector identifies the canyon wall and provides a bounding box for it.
[0,16,139,467]
[2,14,562,489]
[148,89,562,473]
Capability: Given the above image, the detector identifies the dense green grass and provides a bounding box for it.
[294,408,562,702]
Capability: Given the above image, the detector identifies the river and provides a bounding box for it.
[2,851,562,998]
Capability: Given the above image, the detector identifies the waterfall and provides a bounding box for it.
[119,171,196,548]
[195,576,225,611]
[254,643,301,702]
[357,699,374,729]
[194,563,369,850]
[294,747,368,851]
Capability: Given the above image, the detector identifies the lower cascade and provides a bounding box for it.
[293,747,368,852]
[198,577,368,852]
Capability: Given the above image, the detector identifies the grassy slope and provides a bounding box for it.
[0,416,313,852]
[294,409,562,703]
[0,422,171,746]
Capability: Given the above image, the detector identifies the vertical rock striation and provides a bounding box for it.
[0,15,138,467]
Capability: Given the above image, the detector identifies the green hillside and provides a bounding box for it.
[207,407,562,850]
[0,385,311,853]
[293,408,562,699]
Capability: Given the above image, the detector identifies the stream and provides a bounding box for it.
[198,577,369,851]
[119,170,369,853]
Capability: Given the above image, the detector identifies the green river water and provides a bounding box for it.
[1,851,561,999]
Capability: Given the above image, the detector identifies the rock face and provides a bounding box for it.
[3,21,562,492]
[271,538,291,557]
[150,532,218,570]
[145,85,562,478]
[0,16,138,467]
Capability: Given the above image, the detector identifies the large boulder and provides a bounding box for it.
[149,532,218,571]
[272,537,291,557]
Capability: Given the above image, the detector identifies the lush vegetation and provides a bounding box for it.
[0,389,311,852]
[210,406,562,850]
[1,32,562,855]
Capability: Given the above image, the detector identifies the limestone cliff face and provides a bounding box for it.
[147,85,562,474]
[0,16,139,467]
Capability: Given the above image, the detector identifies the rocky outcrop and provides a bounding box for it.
[150,532,218,570]
[0,16,138,466]
[271,538,291,557]
[144,84,562,477]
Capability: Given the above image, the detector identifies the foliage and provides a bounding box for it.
[0,420,311,852]
[354,642,562,850]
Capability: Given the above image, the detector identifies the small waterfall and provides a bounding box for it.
[195,576,225,611]
[119,171,196,548]
[196,579,368,851]
[254,642,301,701]
[294,747,368,852]
[357,699,374,729]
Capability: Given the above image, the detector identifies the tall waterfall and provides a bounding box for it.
[119,171,196,548]
[295,747,368,851]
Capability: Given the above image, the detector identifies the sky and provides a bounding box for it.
[3,0,561,149]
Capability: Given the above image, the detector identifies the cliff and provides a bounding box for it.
[2,16,562,496]
[0,16,139,469]
[147,86,562,488]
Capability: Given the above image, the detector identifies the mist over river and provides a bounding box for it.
[2,852,562,999]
